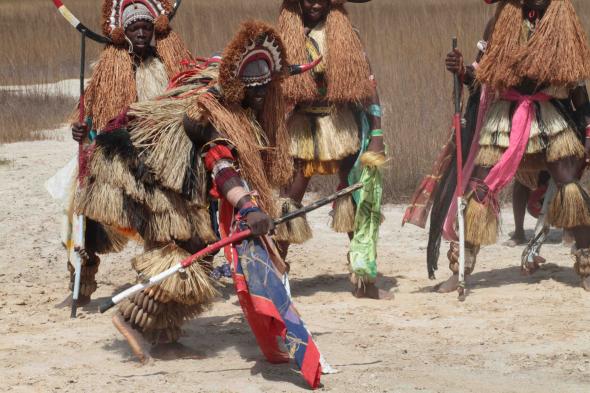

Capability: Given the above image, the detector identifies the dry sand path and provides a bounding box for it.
[1,128,589,393]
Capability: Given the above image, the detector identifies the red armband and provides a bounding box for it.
[204,144,235,171]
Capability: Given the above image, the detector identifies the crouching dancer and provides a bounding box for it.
[75,21,323,388]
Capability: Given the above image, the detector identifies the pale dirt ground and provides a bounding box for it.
[1,128,589,393]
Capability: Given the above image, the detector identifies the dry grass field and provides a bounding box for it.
[1,0,589,198]
[0,91,75,143]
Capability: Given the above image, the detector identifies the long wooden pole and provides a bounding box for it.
[71,31,86,318]
[452,38,467,300]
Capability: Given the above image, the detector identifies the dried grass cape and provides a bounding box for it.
[278,0,373,103]
[127,21,293,218]
[477,0,590,92]
[72,0,192,131]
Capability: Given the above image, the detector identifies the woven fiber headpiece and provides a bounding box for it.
[122,3,155,29]
[77,0,190,131]
[219,21,288,104]
[102,0,174,45]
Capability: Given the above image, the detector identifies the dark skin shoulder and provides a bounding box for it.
[570,84,590,159]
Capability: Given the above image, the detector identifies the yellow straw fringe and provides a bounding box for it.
[548,183,590,228]
[464,197,498,246]
[132,244,218,306]
[288,113,315,160]
[302,160,340,177]
[360,151,387,168]
[76,180,132,229]
[475,146,505,167]
[314,108,359,160]
[274,198,313,244]
[515,170,540,191]
[288,107,360,162]
[332,194,356,233]
[90,146,148,202]
[103,225,130,253]
[129,97,197,193]
[546,129,585,162]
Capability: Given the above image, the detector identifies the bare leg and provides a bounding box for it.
[112,314,153,364]
[76,252,96,306]
[504,181,529,247]
[562,229,575,246]
[281,167,312,204]
[437,242,478,293]
[436,274,459,293]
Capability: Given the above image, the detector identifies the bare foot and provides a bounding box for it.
[75,294,91,307]
[582,276,590,292]
[112,314,153,364]
[436,274,459,293]
[521,256,545,276]
[352,283,394,300]
[503,234,526,247]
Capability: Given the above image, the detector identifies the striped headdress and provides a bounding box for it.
[102,0,175,45]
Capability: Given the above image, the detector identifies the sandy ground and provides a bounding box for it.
[1,127,590,393]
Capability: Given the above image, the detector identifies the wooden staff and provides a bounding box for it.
[100,183,363,313]
[452,37,467,300]
[71,31,86,318]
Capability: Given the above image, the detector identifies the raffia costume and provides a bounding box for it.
[444,0,590,280]
[46,0,192,302]
[277,0,385,286]
[76,21,323,388]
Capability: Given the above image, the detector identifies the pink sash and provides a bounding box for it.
[442,89,551,241]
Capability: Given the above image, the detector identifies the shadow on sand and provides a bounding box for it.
[288,273,399,297]
[417,262,580,293]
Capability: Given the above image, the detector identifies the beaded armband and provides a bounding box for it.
[367,104,382,118]
[370,129,384,137]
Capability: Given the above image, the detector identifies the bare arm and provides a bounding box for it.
[571,84,590,158]
[364,57,384,156]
